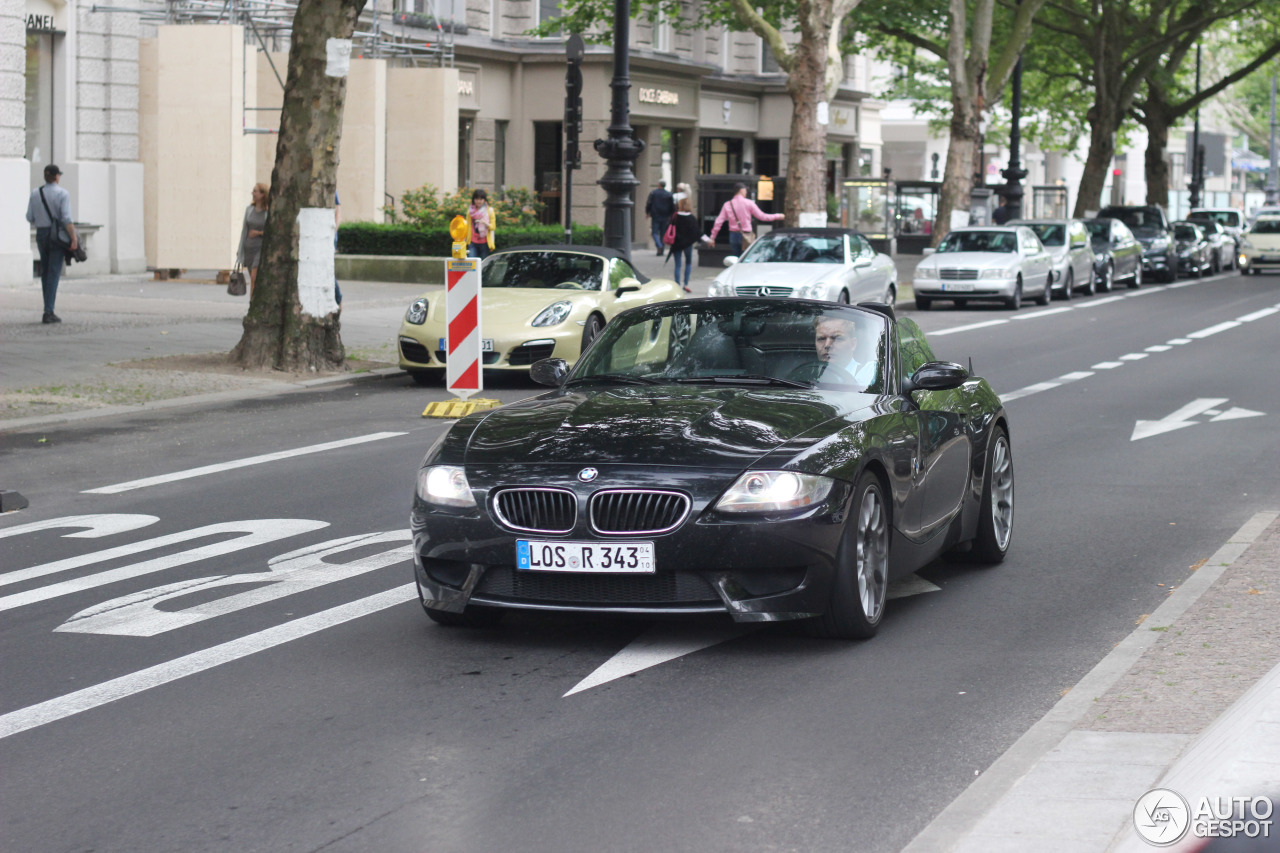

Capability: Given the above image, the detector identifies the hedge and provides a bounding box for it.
[337,222,605,256]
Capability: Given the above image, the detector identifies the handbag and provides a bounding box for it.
[663,217,677,246]
[227,264,248,296]
[39,186,86,263]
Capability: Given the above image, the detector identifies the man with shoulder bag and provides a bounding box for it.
[25,164,79,324]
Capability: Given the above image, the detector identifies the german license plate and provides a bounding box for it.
[517,540,656,573]
[439,338,494,351]
[941,282,974,292]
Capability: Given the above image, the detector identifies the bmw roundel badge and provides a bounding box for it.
[578,467,599,482]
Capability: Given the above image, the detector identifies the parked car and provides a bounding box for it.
[1009,218,1098,299]
[1248,205,1280,225]
[1096,205,1176,282]
[1082,218,1144,290]
[1189,218,1236,272]
[708,228,898,306]
[411,298,1014,638]
[912,226,1053,310]
[397,246,683,385]
[1239,215,1280,274]
[1187,207,1244,248]
[1170,221,1213,277]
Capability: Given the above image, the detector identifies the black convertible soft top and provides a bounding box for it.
[493,245,650,284]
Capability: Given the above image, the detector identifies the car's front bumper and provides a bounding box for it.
[411,464,855,623]
[1241,248,1280,270]
[912,276,1018,299]
[397,323,582,372]
[1140,247,1173,275]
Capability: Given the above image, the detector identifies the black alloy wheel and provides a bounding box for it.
[807,471,890,639]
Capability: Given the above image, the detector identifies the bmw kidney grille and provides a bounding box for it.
[589,490,690,535]
[492,488,576,534]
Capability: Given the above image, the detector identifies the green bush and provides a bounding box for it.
[393,184,546,229]
[338,222,605,256]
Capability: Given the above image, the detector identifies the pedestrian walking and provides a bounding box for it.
[237,183,269,295]
[708,182,784,256]
[992,196,1011,225]
[672,181,692,205]
[664,197,704,293]
[467,189,496,260]
[25,164,78,324]
[644,180,674,255]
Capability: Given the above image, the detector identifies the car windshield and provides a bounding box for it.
[1027,224,1066,247]
[571,300,888,394]
[1251,218,1280,234]
[1190,211,1240,228]
[1173,224,1199,241]
[937,231,1016,253]
[481,252,605,290]
[1100,207,1162,232]
[741,234,845,264]
[1084,220,1111,241]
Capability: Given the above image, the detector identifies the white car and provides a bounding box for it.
[1187,207,1245,247]
[708,228,899,306]
[1009,218,1098,299]
[912,226,1054,311]
[1239,215,1280,274]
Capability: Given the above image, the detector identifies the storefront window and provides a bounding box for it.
[534,121,562,224]
[700,137,743,174]
[755,139,779,178]
[26,33,55,167]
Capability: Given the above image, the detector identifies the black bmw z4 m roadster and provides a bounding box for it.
[411,298,1013,639]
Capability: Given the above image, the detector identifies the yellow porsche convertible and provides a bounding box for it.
[397,245,684,384]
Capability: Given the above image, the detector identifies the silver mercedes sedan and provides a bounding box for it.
[707,228,899,306]
[912,226,1053,311]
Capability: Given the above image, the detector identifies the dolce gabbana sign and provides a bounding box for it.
[638,87,679,106]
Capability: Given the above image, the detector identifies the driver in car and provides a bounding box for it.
[789,315,878,386]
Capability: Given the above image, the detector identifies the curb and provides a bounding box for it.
[0,365,409,435]
[901,510,1280,853]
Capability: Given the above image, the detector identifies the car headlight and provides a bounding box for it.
[1149,238,1169,251]
[715,471,834,514]
[980,267,1012,279]
[915,267,938,279]
[405,298,428,325]
[416,465,476,508]
[797,282,826,298]
[531,301,574,327]
[708,281,728,297]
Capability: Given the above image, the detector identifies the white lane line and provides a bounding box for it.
[1092,361,1124,369]
[1187,320,1242,339]
[1124,287,1162,297]
[1238,307,1280,323]
[1074,295,1127,309]
[1059,371,1095,382]
[1013,307,1074,320]
[1145,345,1172,352]
[1168,279,1201,289]
[1119,353,1149,361]
[1001,382,1061,402]
[1167,338,1192,345]
[928,319,1010,337]
[0,585,417,741]
[82,432,408,494]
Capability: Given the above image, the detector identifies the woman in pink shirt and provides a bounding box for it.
[708,182,785,256]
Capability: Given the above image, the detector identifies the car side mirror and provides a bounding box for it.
[902,361,969,395]
[922,247,936,256]
[723,256,739,267]
[615,279,642,296]
[530,358,570,387]
[853,258,872,269]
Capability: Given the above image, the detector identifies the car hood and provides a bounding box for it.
[920,251,1020,269]
[717,263,839,289]
[422,286,605,326]
[462,385,874,468]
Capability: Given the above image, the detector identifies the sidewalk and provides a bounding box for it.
[905,511,1280,852]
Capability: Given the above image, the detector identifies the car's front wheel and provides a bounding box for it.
[807,472,890,640]
[1036,273,1052,306]
[580,313,605,353]
[1099,262,1114,292]
[1005,277,1023,310]
[969,426,1014,563]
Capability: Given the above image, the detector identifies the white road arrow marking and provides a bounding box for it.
[1131,398,1235,441]
[1210,407,1265,422]
[563,573,942,697]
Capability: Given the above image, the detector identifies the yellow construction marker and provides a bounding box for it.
[422,398,501,419]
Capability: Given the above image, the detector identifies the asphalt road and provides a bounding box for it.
[2,269,1278,853]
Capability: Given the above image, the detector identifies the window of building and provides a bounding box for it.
[495,120,507,189]
[534,121,563,223]
[761,39,780,74]
[25,33,55,166]
[859,147,874,177]
[458,117,474,187]
[655,12,672,52]
[755,139,779,178]
[539,0,561,25]
[700,137,743,174]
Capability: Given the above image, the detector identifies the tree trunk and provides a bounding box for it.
[1072,101,1119,216]
[934,97,979,244]
[783,3,833,224]
[231,0,365,372]
[1143,105,1171,208]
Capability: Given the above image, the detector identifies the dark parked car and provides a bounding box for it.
[1097,205,1176,282]
[1170,221,1213,277]
[1083,217,1143,290]
[411,298,1014,639]
[1189,218,1236,272]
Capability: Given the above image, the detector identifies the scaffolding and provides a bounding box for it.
[91,0,456,133]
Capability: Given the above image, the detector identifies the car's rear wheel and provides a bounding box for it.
[580,313,605,353]
[969,427,1014,563]
[808,472,890,639]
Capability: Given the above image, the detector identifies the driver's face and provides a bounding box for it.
[814,319,857,362]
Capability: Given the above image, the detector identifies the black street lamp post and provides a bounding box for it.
[1189,44,1204,209]
[594,0,645,259]
[1000,47,1028,220]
